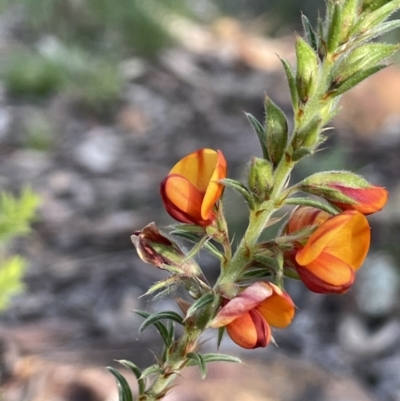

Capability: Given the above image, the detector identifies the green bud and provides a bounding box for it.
[264,97,288,165]
[132,222,201,277]
[295,36,319,102]
[327,2,343,54]
[248,157,274,201]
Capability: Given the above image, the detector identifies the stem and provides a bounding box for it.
[216,157,295,286]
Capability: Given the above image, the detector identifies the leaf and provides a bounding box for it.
[220,178,256,210]
[301,13,318,52]
[284,197,339,215]
[107,367,134,401]
[118,360,145,395]
[0,256,26,312]
[185,292,215,320]
[278,56,299,110]
[140,365,165,379]
[217,327,225,349]
[139,311,184,333]
[202,353,242,364]
[187,352,207,379]
[135,310,173,347]
[183,234,210,263]
[245,112,269,160]
[170,230,224,261]
[142,276,181,297]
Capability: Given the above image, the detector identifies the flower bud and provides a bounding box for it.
[295,36,319,103]
[132,222,201,276]
[248,157,274,201]
[299,171,388,214]
[264,97,288,165]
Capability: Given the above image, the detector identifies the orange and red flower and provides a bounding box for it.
[286,206,371,294]
[160,148,227,226]
[210,282,294,349]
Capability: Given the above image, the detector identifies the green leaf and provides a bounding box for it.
[134,310,173,347]
[301,13,318,52]
[220,178,256,210]
[118,360,145,395]
[187,352,207,379]
[185,292,215,320]
[201,353,242,364]
[284,197,339,215]
[239,267,272,280]
[143,276,181,297]
[327,2,342,53]
[139,311,184,333]
[278,56,299,110]
[170,230,224,261]
[330,64,386,97]
[140,365,165,379]
[217,327,225,349]
[183,234,210,263]
[107,367,133,401]
[245,112,269,160]
[252,254,280,271]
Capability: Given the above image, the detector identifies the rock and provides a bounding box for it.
[74,127,122,174]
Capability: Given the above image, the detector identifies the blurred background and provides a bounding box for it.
[0,1,400,400]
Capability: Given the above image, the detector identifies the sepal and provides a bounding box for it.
[248,157,274,202]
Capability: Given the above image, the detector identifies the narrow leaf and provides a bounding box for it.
[278,56,299,109]
[140,365,165,379]
[118,360,145,395]
[220,178,256,209]
[201,353,242,364]
[183,234,210,262]
[107,367,134,401]
[187,352,207,379]
[134,310,173,347]
[185,292,215,320]
[284,197,339,214]
[139,311,184,333]
[301,14,318,51]
[217,327,225,349]
[327,3,342,53]
[245,112,269,160]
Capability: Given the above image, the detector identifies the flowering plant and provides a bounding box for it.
[109,1,397,400]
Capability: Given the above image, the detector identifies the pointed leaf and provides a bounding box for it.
[301,14,318,51]
[201,353,242,364]
[245,113,269,160]
[217,327,225,349]
[185,292,215,320]
[107,367,134,401]
[187,352,207,379]
[143,276,181,297]
[118,360,145,395]
[140,365,165,379]
[327,2,342,53]
[220,178,256,209]
[284,197,339,214]
[278,56,299,110]
[139,311,184,333]
[135,310,173,347]
[170,230,224,261]
[183,235,210,263]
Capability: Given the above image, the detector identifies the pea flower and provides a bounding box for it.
[160,148,227,227]
[286,206,371,294]
[210,282,295,349]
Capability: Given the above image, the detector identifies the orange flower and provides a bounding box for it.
[286,206,371,294]
[327,184,388,215]
[210,282,295,349]
[160,149,227,226]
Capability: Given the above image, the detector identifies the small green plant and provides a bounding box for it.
[0,188,40,312]
[3,48,67,98]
